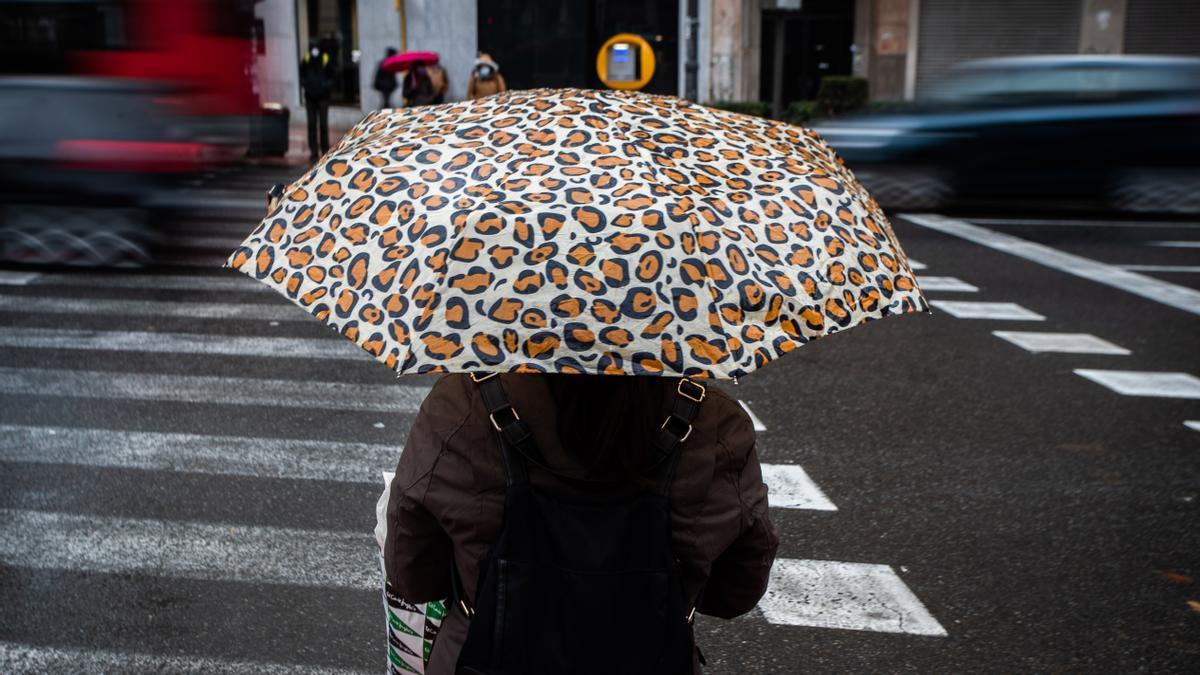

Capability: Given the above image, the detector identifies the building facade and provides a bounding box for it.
[250,0,1200,127]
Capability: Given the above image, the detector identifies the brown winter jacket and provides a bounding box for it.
[384,373,779,674]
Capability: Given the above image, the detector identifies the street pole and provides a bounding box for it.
[684,0,699,101]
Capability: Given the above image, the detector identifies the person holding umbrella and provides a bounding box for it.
[230,89,927,673]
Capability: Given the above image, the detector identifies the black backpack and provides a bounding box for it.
[453,374,705,674]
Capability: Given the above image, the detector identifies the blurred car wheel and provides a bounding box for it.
[0,205,156,268]
[1108,169,1200,215]
[853,167,953,210]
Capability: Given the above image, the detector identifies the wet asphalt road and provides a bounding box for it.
[1,166,1198,673]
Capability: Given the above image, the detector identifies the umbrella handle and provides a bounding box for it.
[266,183,286,212]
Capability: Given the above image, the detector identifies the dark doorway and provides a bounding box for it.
[300,0,359,105]
[477,0,678,95]
[761,0,854,116]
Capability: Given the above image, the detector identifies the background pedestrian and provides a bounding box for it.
[402,63,436,107]
[467,53,507,100]
[373,47,399,109]
[299,39,333,161]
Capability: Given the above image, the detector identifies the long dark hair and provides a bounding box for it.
[544,374,677,479]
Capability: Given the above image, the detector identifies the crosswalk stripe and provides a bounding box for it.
[0,367,429,413]
[992,331,1130,355]
[0,425,400,483]
[759,558,946,636]
[1117,264,1200,273]
[0,327,366,360]
[737,400,767,431]
[1074,369,1200,399]
[0,642,371,675]
[0,508,378,590]
[907,258,927,270]
[1148,240,1200,248]
[761,464,836,511]
[916,276,978,292]
[27,272,273,293]
[967,218,1200,230]
[929,300,1045,321]
[0,295,312,321]
[905,213,1200,316]
[1185,420,1200,432]
[0,271,41,285]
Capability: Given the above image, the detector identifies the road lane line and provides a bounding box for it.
[1074,370,1200,399]
[916,276,978,292]
[967,218,1200,230]
[992,331,1130,355]
[28,272,272,293]
[738,400,767,431]
[0,327,367,360]
[928,301,1045,321]
[0,425,402,483]
[0,642,371,675]
[0,367,429,413]
[760,464,837,511]
[0,271,40,285]
[1117,264,1200,273]
[903,213,1200,316]
[758,559,947,636]
[0,509,377,591]
[1148,241,1200,248]
[0,295,313,321]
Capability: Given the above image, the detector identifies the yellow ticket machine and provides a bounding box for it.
[596,33,656,90]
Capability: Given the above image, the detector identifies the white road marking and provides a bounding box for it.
[916,276,978,292]
[0,271,40,285]
[0,509,377,591]
[738,400,767,431]
[0,425,402,483]
[1148,240,1200,248]
[1074,370,1200,400]
[992,331,1130,355]
[0,642,371,675]
[929,300,1045,321]
[0,327,367,360]
[0,367,429,413]
[1185,420,1200,432]
[1118,264,1200,273]
[0,295,312,321]
[904,214,1200,316]
[760,464,837,511]
[758,559,947,636]
[28,272,272,292]
[907,258,927,270]
[968,218,1200,230]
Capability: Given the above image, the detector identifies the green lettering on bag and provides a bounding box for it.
[387,608,421,638]
[426,600,445,620]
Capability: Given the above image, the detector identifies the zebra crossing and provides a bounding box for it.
[904,212,1200,427]
[0,195,950,671]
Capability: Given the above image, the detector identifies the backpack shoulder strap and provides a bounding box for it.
[471,372,532,486]
[651,378,706,496]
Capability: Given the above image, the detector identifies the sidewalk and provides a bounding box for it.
[244,105,362,169]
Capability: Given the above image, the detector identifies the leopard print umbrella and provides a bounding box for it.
[228,88,927,379]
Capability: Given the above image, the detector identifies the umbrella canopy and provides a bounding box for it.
[228,88,927,379]
[382,51,439,73]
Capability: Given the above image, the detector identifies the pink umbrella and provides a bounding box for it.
[382,51,439,73]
